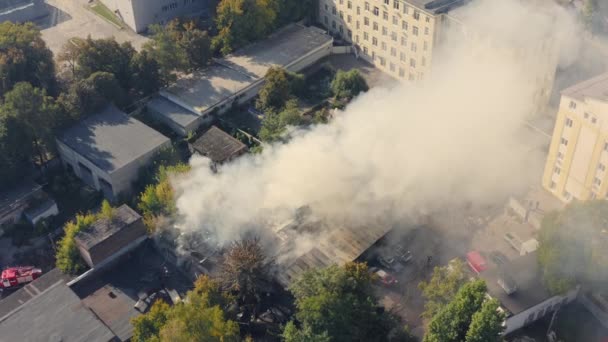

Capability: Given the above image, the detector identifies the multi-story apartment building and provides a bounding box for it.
[542,73,608,202]
[318,0,464,81]
[100,0,209,33]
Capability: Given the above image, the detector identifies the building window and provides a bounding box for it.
[402,20,408,31]
[383,11,388,20]
[390,62,395,72]
[348,1,352,9]
[339,25,344,34]
[403,4,408,14]
[356,20,360,29]
[364,32,369,40]
[401,36,407,46]
[324,16,328,24]
[339,0,343,4]
[332,20,336,29]
[563,191,572,200]
[393,0,399,9]
[332,6,336,15]
[561,138,568,146]
[584,112,590,119]
[592,117,598,124]
[380,56,386,66]
[324,4,328,11]
[364,17,369,25]
[549,181,556,189]
[557,152,564,160]
[357,6,360,14]
[421,57,426,66]
[391,32,397,41]
[400,52,406,61]
[339,10,343,19]
[425,27,429,35]
[594,177,602,186]
[598,163,606,172]
[381,42,387,50]
[355,35,359,43]
[392,16,398,25]
[413,26,419,36]
[382,26,388,35]
[565,118,573,127]
[426,16,430,23]
[423,41,428,50]
[390,47,396,56]
[363,46,368,55]
[411,42,417,52]
[347,14,352,23]
[554,167,561,175]
[374,7,379,16]
[569,100,576,109]
[373,22,378,30]
[413,10,420,20]
[410,58,416,67]
[365,2,370,11]
[347,29,352,38]
[604,142,608,152]
[372,37,378,46]
[384,0,389,4]
[399,68,405,77]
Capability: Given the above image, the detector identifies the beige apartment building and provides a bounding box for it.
[542,73,608,202]
[318,0,460,81]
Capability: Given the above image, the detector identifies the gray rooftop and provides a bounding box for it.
[561,72,608,103]
[0,282,116,342]
[191,126,247,163]
[161,24,332,117]
[404,0,468,15]
[75,204,141,250]
[481,252,554,315]
[147,96,200,130]
[58,105,170,174]
[0,179,41,218]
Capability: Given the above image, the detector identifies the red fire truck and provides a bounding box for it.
[0,266,42,289]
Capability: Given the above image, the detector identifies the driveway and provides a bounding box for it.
[41,0,149,55]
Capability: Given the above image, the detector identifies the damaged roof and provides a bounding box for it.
[191,126,247,164]
[75,204,141,250]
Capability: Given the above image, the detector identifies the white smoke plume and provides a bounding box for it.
[173,0,580,254]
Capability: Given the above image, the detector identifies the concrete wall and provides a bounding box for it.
[0,0,47,24]
[505,287,579,335]
[88,219,147,267]
[100,0,209,33]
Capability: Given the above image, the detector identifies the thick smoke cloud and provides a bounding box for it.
[173,0,580,251]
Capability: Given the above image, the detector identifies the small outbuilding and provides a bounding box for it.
[74,204,147,268]
[56,105,170,200]
[190,126,248,164]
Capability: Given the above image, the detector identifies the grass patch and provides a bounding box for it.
[90,1,124,28]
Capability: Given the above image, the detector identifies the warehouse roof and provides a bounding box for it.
[58,105,170,173]
[562,72,608,102]
[75,204,141,250]
[159,24,332,121]
[191,126,247,163]
[147,96,201,131]
[0,282,116,342]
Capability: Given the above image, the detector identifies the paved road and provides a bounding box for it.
[41,0,148,55]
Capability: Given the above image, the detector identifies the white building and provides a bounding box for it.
[147,24,334,136]
[56,106,170,200]
[99,0,209,33]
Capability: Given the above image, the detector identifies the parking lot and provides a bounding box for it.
[40,0,148,54]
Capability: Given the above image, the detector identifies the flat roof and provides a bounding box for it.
[562,72,608,103]
[481,252,554,315]
[75,204,141,250]
[147,96,201,130]
[0,179,41,218]
[406,0,469,15]
[159,24,332,124]
[71,242,192,341]
[58,105,170,174]
[191,126,247,163]
[0,282,116,342]
[0,268,72,319]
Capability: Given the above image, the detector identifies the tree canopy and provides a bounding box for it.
[56,211,98,274]
[331,69,369,100]
[285,262,400,342]
[258,99,304,142]
[131,276,239,342]
[423,279,504,342]
[419,258,468,318]
[538,200,608,294]
[256,67,304,113]
[0,22,56,97]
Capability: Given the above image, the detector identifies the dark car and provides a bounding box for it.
[377,255,397,270]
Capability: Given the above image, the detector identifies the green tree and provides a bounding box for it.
[258,99,303,142]
[256,67,293,112]
[331,69,369,100]
[130,50,165,96]
[132,275,239,342]
[276,0,313,26]
[538,200,608,294]
[286,262,400,342]
[465,299,505,342]
[0,22,56,96]
[0,114,31,189]
[221,237,272,306]
[56,213,97,274]
[283,321,331,342]
[424,280,487,342]
[0,82,62,166]
[419,259,468,318]
[57,71,126,120]
[213,0,279,55]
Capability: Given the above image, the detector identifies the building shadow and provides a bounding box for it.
[35,3,71,30]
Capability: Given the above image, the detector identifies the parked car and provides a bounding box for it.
[369,267,398,286]
[377,255,397,270]
[395,245,413,264]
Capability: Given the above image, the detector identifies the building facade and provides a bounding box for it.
[542,73,608,202]
[318,0,448,81]
[99,0,209,33]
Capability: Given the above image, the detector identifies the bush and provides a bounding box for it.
[331,69,369,100]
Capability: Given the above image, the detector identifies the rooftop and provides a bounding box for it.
[0,179,41,218]
[58,105,170,174]
[160,24,332,118]
[562,72,608,103]
[406,0,469,15]
[74,204,141,250]
[71,241,192,341]
[147,96,201,131]
[191,126,248,163]
[0,282,116,342]
[481,252,554,315]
